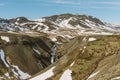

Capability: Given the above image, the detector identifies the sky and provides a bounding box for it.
[0,0,120,24]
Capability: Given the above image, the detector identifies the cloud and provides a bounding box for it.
[96,2,120,5]
[36,0,120,6]
[35,0,120,10]
[36,0,81,5]
[91,6,120,10]
[50,0,81,5]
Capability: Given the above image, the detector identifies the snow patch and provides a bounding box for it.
[33,48,41,55]
[1,36,10,42]
[30,66,55,80]
[12,65,31,79]
[51,37,57,41]
[32,24,38,30]
[51,56,55,63]
[70,61,75,67]
[87,71,100,80]
[4,73,10,79]
[84,46,86,49]
[0,49,9,67]
[111,76,120,80]
[88,37,96,41]
[34,18,45,22]
[38,60,43,68]
[60,69,72,80]
[64,35,74,39]
[17,18,20,21]
[15,22,19,25]
[82,37,87,42]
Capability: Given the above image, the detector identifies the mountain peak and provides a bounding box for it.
[10,16,29,24]
[0,18,10,24]
[43,13,104,25]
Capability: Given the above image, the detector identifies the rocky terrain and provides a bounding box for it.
[0,14,120,80]
[0,32,58,80]
[29,35,120,80]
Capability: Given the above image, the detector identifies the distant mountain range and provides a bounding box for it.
[1,13,120,34]
[0,14,120,44]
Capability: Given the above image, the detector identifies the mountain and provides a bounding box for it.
[9,14,120,33]
[0,13,120,80]
[9,14,120,43]
[0,18,28,32]
[0,14,120,43]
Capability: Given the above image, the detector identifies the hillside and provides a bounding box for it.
[0,14,120,80]
[30,35,120,80]
[0,32,57,79]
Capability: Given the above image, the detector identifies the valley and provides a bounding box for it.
[0,14,120,80]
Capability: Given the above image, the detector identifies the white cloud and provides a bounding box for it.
[36,0,120,6]
[50,0,81,5]
[89,1,120,5]
[36,0,81,5]
[35,0,120,10]
[91,6,120,10]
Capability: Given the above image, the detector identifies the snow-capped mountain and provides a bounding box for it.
[0,18,29,32]
[1,14,118,43]
[0,14,120,40]
[0,14,120,80]
[9,14,120,33]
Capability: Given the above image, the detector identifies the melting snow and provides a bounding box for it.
[30,66,55,80]
[33,48,41,55]
[38,60,43,68]
[15,22,19,25]
[17,18,20,21]
[70,61,75,67]
[51,37,57,41]
[34,18,45,22]
[15,18,20,25]
[88,37,96,41]
[65,35,74,39]
[32,24,38,30]
[60,69,72,80]
[84,46,86,49]
[54,18,74,29]
[83,32,113,35]
[1,36,10,42]
[51,56,55,63]
[111,76,120,80]
[12,65,31,79]
[87,71,100,80]
[0,49,9,67]
[82,37,87,42]
[4,73,10,79]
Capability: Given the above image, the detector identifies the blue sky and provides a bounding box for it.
[0,0,120,24]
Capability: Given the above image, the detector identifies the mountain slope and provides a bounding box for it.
[29,35,120,80]
[0,32,57,80]
[0,18,27,32]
